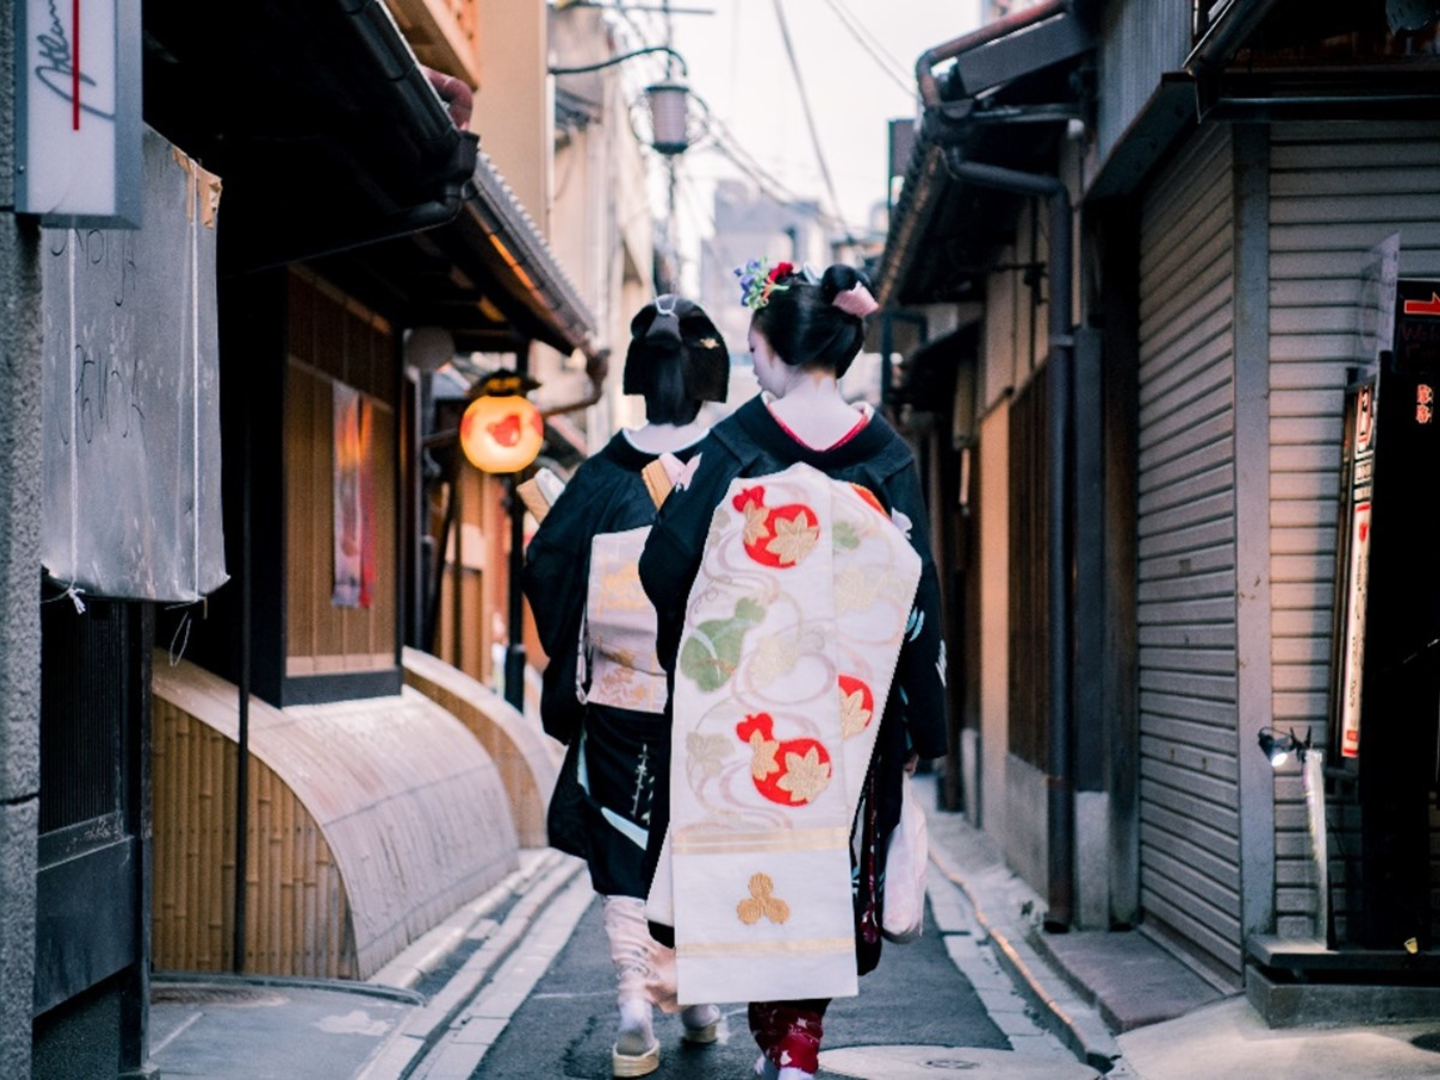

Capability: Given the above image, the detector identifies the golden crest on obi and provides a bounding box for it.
[648,463,921,1004]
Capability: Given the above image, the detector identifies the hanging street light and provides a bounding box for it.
[459,372,545,474]
[645,81,691,155]
[549,45,694,156]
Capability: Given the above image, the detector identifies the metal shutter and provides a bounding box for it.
[1136,126,1242,984]
[1268,121,1440,943]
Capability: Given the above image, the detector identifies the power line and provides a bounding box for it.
[770,0,855,243]
[821,0,917,99]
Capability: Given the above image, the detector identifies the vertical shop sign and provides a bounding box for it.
[16,0,143,225]
[1337,383,1374,760]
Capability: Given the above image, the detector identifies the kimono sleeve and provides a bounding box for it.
[521,486,593,744]
[886,462,949,761]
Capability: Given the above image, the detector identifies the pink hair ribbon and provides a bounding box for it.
[833,283,879,319]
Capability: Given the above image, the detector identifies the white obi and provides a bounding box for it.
[584,526,669,714]
[646,463,921,1005]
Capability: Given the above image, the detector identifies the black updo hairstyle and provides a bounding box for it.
[623,295,730,424]
[751,264,873,378]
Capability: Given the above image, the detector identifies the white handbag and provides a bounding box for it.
[881,775,928,943]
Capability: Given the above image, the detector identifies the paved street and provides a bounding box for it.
[477,896,1009,1078]
[148,784,1110,1080]
[392,811,1100,1080]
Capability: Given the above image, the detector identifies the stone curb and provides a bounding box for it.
[927,844,1122,1074]
[357,849,586,1080]
[368,848,568,991]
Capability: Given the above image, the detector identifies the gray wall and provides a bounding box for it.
[0,0,43,1071]
[1265,120,1440,939]
[1135,125,1246,988]
[1096,0,1192,168]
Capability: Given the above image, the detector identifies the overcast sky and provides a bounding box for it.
[662,0,981,259]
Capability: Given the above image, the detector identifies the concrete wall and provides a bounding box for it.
[475,0,550,234]
[0,0,43,1071]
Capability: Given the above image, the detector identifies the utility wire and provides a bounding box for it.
[821,0,917,99]
[770,0,856,243]
[831,0,910,79]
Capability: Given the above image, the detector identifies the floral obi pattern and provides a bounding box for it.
[647,464,921,1006]
[585,526,669,715]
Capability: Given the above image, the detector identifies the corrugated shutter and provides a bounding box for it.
[1136,126,1242,984]
[1268,121,1440,942]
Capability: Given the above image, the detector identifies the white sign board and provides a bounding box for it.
[16,0,143,226]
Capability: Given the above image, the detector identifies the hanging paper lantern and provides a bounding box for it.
[459,391,544,474]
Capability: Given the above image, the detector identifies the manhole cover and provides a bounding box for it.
[1411,1032,1440,1053]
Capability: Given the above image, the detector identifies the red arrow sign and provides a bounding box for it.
[1403,292,1440,316]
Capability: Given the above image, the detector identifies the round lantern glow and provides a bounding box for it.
[459,392,544,473]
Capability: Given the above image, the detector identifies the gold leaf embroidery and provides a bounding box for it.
[839,687,872,737]
[750,632,800,687]
[736,872,790,925]
[748,731,781,780]
[776,746,831,803]
[687,732,733,781]
[597,561,647,611]
[765,513,820,566]
[835,565,880,612]
[742,503,771,546]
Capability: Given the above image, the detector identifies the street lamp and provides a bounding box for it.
[549,45,695,156]
[456,371,544,711]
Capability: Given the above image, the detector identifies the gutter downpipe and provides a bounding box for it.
[537,348,611,419]
[945,150,1076,930]
[1184,0,1284,77]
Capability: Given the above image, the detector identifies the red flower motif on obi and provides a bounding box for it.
[731,486,819,568]
[736,713,832,806]
[838,674,875,737]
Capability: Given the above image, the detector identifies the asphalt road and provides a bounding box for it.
[475,894,1010,1079]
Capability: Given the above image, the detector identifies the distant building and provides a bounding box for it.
[699,180,827,364]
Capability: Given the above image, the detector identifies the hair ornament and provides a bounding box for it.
[832,281,879,319]
[734,258,795,310]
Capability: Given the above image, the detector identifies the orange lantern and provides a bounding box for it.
[459,389,544,474]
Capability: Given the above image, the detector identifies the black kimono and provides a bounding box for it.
[522,433,701,899]
[638,396,947,971]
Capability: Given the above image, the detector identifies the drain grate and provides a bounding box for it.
[921,1060,981,1071]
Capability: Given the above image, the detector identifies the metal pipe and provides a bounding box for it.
[946,149,1075,928]
[549,45,689,78]
[233,359,254,973]
[1184,0,1284,76]
[915,0,1068,108]
[538,349,612,419]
